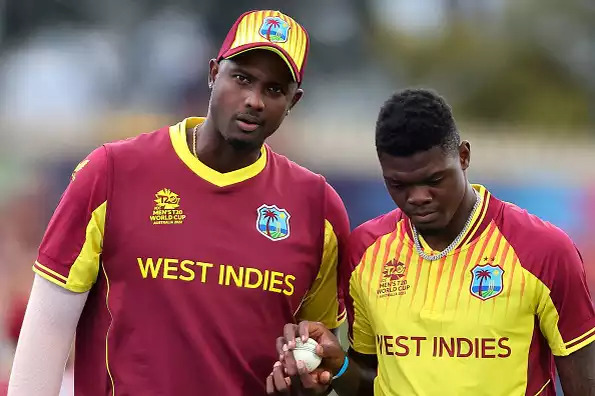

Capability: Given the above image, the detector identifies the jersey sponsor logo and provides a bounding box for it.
[377,259,410,298]
[256,204,291,241]
[150,188,187,225]
[376,334,511,359]
[470,262,504,301]
[71,159,90,181]
[259,16,291,43]
[137,257,295,295]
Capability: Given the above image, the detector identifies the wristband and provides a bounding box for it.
[332,356,349,380]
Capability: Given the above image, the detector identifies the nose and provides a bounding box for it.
[407,186,432,206]
[244,88,265,112]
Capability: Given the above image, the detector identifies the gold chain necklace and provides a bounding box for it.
[192,124,198,158]
[412,190,481,261]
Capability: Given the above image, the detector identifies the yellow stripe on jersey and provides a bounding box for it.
[563,328,595,354]
[34,261,68,282]
[296,220,345,328]
[103,264,116,395]
[33,201,106,293]
[67,201,107,291]
[535,380,551,395]
[33,261,69,288]
[169,118,267,187]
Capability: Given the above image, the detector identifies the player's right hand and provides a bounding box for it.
[265,360,330,395]
[267,321,346,394]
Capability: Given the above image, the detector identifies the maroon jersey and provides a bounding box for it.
[33,117,350,395]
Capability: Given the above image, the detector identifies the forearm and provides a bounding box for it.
[331,358,375,396]
[559,373,595,396]
[556,343,595,396]
[555,336,595,395]
[8,275,88,396]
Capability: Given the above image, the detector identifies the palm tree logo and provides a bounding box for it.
[262,209,278,238]
[256,204,291,241]
[259,17,290,43]
[475,269,491,298]
[471,265,504,300]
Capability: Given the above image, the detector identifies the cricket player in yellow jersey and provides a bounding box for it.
[267,89,595,395]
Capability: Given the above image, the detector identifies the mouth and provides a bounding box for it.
[411,211,439,223]
[235,115,262,132]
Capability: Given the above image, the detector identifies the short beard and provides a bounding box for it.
[412,222,442,235]
[226,136,260,151]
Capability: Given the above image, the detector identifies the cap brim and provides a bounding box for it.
[219,43,300,83]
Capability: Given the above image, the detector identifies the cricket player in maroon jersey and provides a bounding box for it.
[8,10,350,396]
[267,89,595,395]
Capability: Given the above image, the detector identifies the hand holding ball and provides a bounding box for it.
[293,338,322,372]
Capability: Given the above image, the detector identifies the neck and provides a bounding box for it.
[187,119,262,173]
[420,184,477,252]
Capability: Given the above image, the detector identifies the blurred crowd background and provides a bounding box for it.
[0,0,593,394]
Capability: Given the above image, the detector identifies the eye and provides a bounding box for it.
[268,86,284,95]
[427,177,443,186]
[233,74,249,84]
[387,180,405,190]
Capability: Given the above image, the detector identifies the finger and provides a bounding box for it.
[318,370,332,385]
[309,321,337,343]
[297,361,321,390]
[276,337,286,361]
[266,374,275,394]
[272,362,290,393]
[283,323,299,350]
[317,342,340,359]
[282,348,299,377]
[297,321,310,343]
[315,344,324,357]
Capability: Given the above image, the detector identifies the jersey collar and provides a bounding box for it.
[169,117,267,187]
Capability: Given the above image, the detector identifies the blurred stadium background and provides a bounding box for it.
[0,0,593,394]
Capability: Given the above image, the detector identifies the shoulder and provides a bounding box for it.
[104,126,171,157]
[267,147,333,205]
[67,145,108,198]
[496,200,580,284]
[348,209,403,264]
[267,147,326,185]
[497,201,577,257]
[268,148,349,221]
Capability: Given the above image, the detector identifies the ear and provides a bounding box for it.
[459,141,471,170]
[208,59,220,88]
[288,88,304,111]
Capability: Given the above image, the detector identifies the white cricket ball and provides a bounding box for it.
[293,337,322,372]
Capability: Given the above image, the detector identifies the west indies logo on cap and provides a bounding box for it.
[258,16,291,43]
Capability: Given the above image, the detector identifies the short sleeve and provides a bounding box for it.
[535,240,595,356]
[345,237,377,355]
[295,183,350,329]
[33,147,108,293]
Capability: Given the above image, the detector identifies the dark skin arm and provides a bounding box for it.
[331,348,377,396]
[266,321,377,396]
[556,342,595,396]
